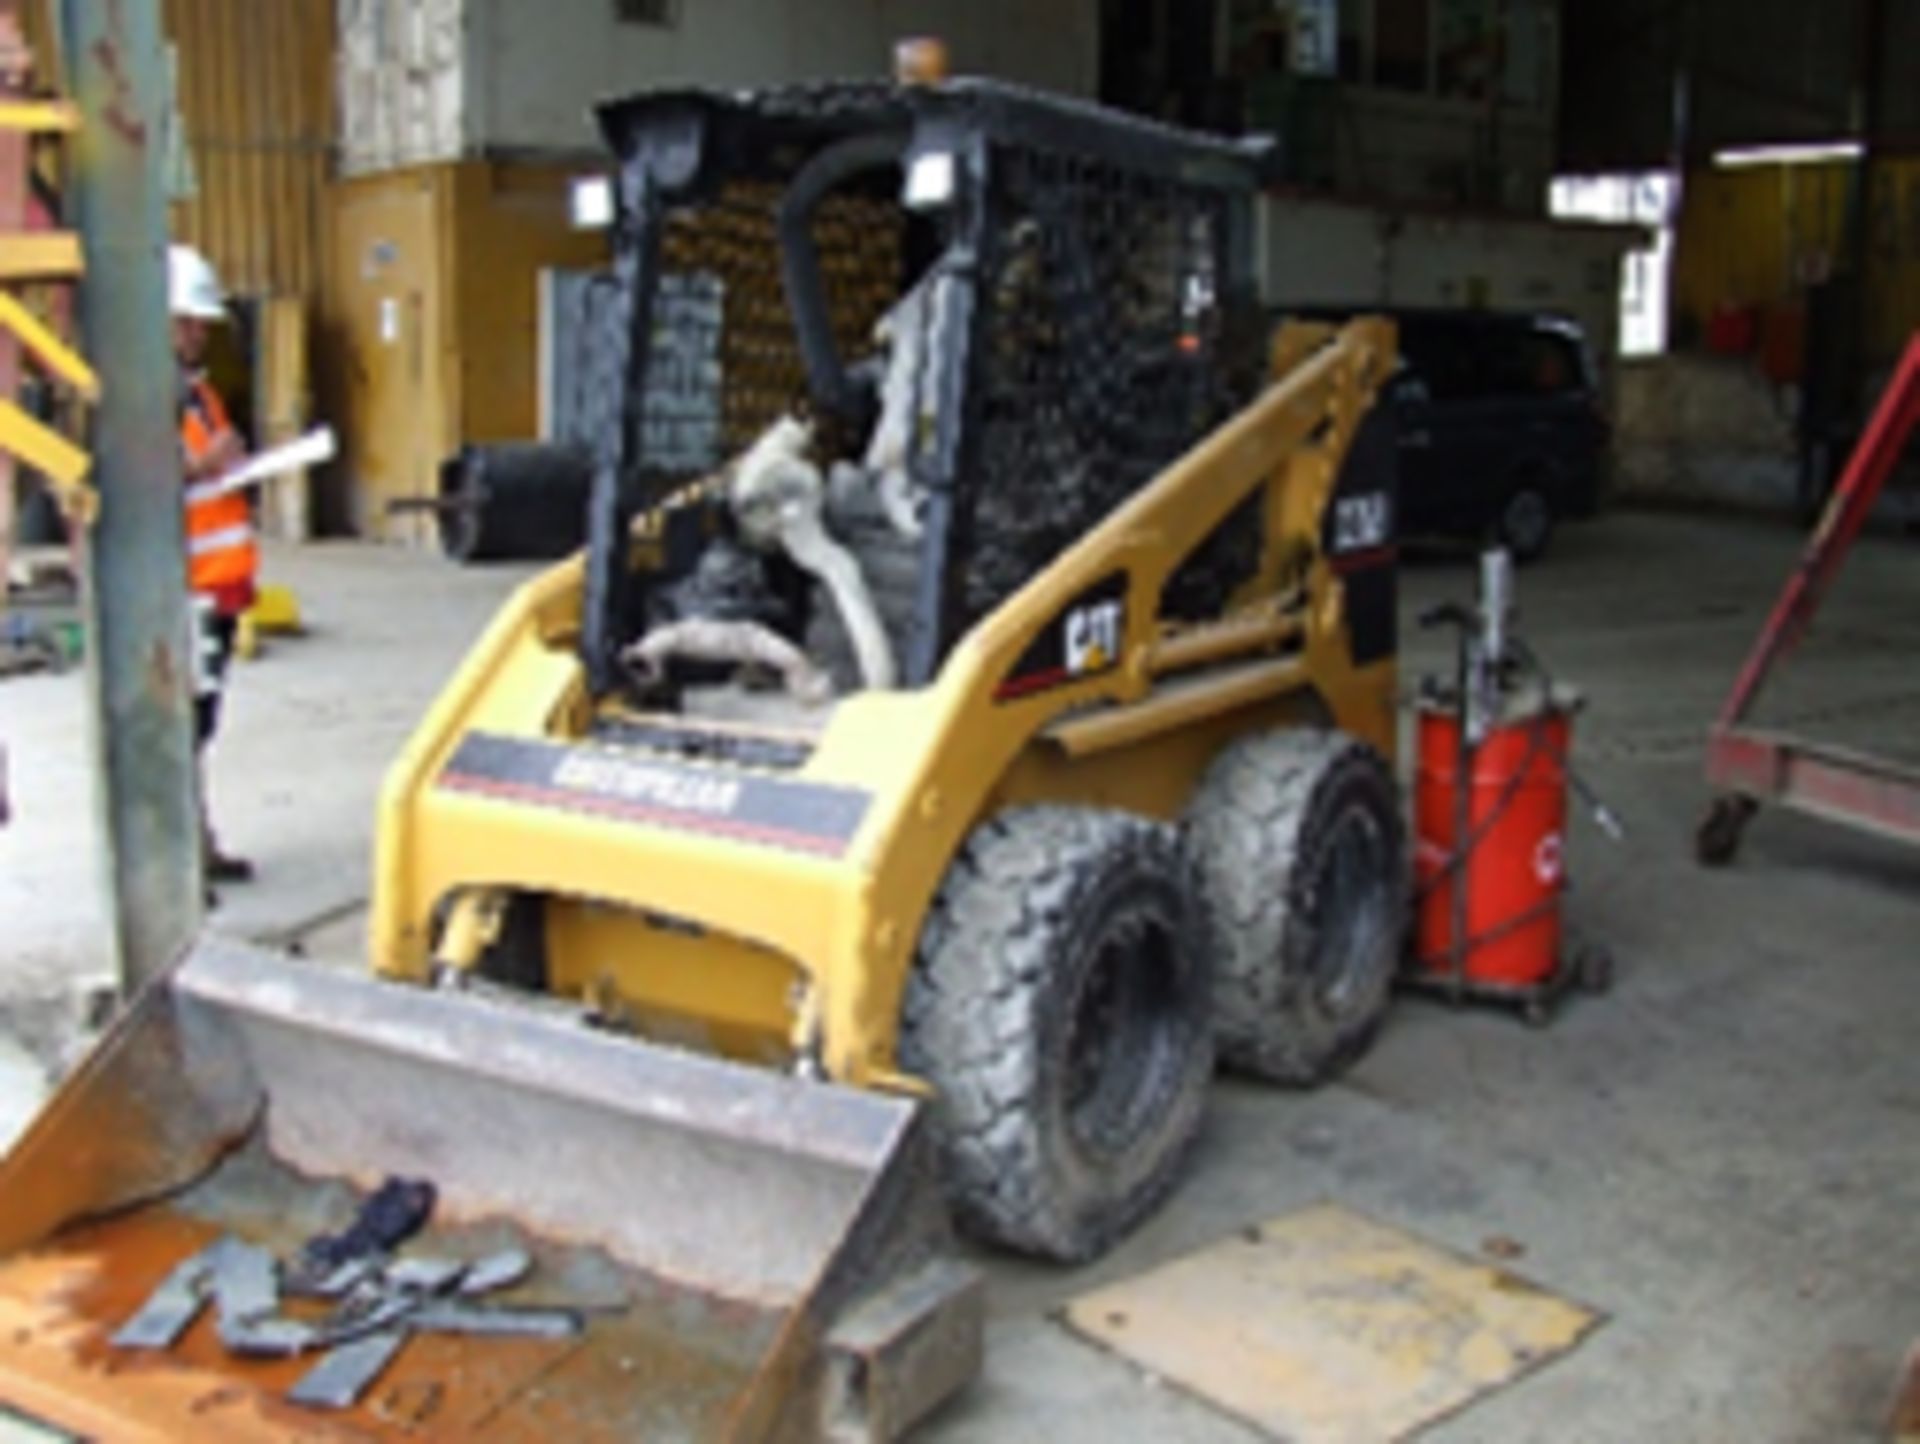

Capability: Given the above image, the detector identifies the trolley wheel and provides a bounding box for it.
[1522,996,1555,1029]
[1695,795,1757,867]
[1576,943,1615,996]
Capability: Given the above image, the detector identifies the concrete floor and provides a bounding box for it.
[2,512,1917,1441]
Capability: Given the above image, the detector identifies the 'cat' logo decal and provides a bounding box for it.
[997,574,1129,702]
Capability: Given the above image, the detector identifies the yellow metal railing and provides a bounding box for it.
[0,17,97,545]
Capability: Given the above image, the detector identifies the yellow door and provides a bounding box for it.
[329,170,451,543]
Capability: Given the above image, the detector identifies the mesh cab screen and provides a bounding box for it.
[641,179,905,481]
[962,145,1262,628]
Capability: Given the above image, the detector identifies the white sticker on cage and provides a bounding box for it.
[906,151,957,209]
[642,271,725,473]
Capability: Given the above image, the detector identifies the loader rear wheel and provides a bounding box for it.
[901,808,1214,1263]
[1186,730,1405,1086]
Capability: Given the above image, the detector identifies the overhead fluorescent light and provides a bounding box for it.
[1713,140,1865,169]
[571,175,615,230]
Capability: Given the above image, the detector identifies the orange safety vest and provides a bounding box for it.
[180,375,258,613]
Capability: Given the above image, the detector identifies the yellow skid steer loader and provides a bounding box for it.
[0,80,1400,1439]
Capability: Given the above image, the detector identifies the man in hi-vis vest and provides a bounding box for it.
[171,245,256,887]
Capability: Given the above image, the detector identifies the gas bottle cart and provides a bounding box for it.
[1404,551,1622,1025]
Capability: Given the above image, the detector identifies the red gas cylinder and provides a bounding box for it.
[1412,696,1575,990]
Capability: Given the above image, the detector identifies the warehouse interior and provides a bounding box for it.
[0,2,1917,1440]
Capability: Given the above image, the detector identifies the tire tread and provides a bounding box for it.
[1186,730,1405,1085]
[902,807,1213,1260]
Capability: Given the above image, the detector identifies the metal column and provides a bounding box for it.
[60,0,200,990]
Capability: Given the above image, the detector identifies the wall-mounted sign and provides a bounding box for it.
[1287,0,1339,77]
[364,239,398,279]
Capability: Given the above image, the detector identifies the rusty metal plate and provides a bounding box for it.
[1062,1204,1600,1444]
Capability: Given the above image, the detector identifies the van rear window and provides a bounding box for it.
[1401,332,1480,401]
[1402,325,1588,401]
[1486,331,1586,397]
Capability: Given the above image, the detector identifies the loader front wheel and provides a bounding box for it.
[902,808,1214,1263]
[1187,730,1405,1086]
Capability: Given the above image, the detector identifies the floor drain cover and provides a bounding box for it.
[1062,1203,1601,1443]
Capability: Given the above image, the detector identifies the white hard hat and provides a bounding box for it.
[168,244,227,321]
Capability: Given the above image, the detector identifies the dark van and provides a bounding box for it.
[1286,307,1612,560]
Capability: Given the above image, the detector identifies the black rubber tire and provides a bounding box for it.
[900,807,1215,1263]
[438,444,593,565]
[1186,730,1406,1086]
[1696,795,1754,867]
[1496,482,1556,563]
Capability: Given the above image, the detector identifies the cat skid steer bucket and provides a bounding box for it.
[0,939,978,1441]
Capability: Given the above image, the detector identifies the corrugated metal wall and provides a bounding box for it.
[162,0,334,299]
[1674,158,1920,362]
[1862,160,1920,360]
[15,2,331,301]
[1674,163,1851,327]
[18,3,56,81]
